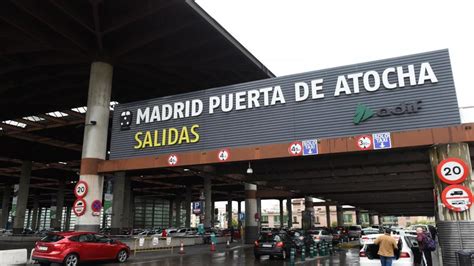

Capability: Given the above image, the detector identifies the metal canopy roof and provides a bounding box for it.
[0,0,273,121]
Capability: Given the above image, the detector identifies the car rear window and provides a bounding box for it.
[349,226,360,230]
[258,233,284,242]
[40,234,64,243]
[308,230,320,235]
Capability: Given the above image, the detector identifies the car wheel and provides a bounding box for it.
[117,249,128,263]
[63,253,79,266]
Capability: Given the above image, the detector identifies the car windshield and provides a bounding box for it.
[40,234,64,243]
[308,230,320,235]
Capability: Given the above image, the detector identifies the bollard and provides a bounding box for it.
[179,241,185,254]
[226,239,230,249]
[329,242,334,255]
[310,245,314,258]
[210,242,216,252]
[290,248,295,266]
[301,246,306,261]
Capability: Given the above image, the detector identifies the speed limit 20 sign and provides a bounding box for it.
[74,181,89,198]
[436,158,469,184]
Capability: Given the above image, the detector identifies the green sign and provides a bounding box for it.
[104,193,113,214]
[353,104,374,124]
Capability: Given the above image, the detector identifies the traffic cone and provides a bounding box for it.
[179,241,185,254]
[226,239,230,249]
[211,242,216,252]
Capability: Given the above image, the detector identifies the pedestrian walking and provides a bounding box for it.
[416,227,435,266]
[374,228,398,266]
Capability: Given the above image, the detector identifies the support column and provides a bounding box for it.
[203,176,212,228]
[244,183,258,244]
[31,193,39,231]
[111,172,126,234]
[51,179,65,230]
[76,62,113,232]
[185,186,192,228]
[256,198,261,229]
[1,186,11,228]
[13,161,32,234]
[227,198,232,229]
[336,205,344,226]
[175,197,182,228]
[286,197,293,228]
[211,201,215,226]
[279,199,284,228]
[378,215,382,226]
[326,205,331,227]
[355,209,361,225]
[64,207,71,231]
[368,213,375,225]
[237,200,242,231]
[429,143,474,265]
[302,196,314,230]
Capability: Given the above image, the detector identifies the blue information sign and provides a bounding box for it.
[302,139,318,156]
[193,202,202,215]
[238,212,245,221]
[373,132,392,149]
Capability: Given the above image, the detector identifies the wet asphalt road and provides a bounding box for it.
[100,247,361,266]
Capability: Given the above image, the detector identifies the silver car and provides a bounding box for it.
[308,229,333,244]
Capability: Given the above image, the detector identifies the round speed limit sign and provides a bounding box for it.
[288,142,303,156]
[357,135,373,150]
[217,149,230,161]
[167,154,178,166]
[436,158,469,184]
[74,181,88,198]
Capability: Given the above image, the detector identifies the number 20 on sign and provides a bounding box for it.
[436,158,469,184]
[74,181,88,198]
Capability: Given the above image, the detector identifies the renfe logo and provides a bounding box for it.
[353,100,422,125]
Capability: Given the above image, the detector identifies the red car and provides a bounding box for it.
[32,231,130,266]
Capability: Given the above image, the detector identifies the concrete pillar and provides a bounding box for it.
[336,205,344,226]
[368,213,375,225]
[1,186,11,228]
[203,176,212,228]
[185,186,192,228]
[429,143,474,265]
[355,209,361,225]
[302,196,314,230]
[326,205,331,227]
[227,199,232,229]
[76,61,113,232]
[279,199,284,228]
[31,193,39,230]
[286,197,293,228]
[175,197,182,228]
[256,198,261,229]
[378,215,382,225]
[111,172,126,234]
[64,207,71,231]
[13,161,32,234]
[51,179,65,230]
[237,200,242,230]
[244,183,258,244]
[168,200,174,227]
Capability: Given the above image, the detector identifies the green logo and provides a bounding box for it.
[354,104,374,125]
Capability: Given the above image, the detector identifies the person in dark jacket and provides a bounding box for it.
[416,227,432,266]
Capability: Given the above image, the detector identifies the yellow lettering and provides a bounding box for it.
[134,132,143,149]
[168,128,179,145]
[178,126,190,144]
[143,131,153,148]
[161,128,167,146]
[153,130,161,147]
[190,124,200,143]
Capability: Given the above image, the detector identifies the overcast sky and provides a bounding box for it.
[197,0,474,122]
[197,1,474,211]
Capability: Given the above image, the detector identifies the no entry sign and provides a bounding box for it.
[73,198,87,216]
[436,158,469,184]
[288,141,303,156]
[74,181,88,198]
[356,135,373,150]
[217,149,230,161]
[441,185,473,212]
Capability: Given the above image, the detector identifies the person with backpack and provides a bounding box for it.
[416,227,435,266]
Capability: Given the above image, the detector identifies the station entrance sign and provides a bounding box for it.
[436,158,469,184]
[441,185,473,212]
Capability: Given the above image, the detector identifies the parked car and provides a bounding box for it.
[254,231,293,259]
[307,228,333,244]
[32,232,130,266]
[288,230,314,253]
[331,227,348,244]
[171,228,197,237]
[359,231,421,265]
[348,225,362,240]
